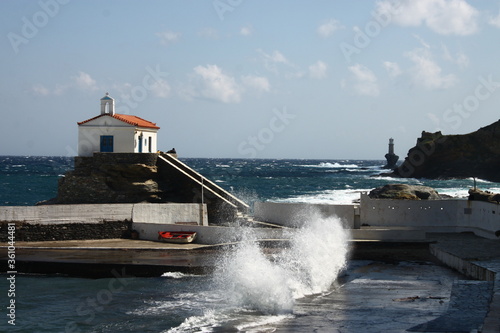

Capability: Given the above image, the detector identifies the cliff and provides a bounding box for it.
[392,120,500,182]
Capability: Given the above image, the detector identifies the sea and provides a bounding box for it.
[1,156,499,333]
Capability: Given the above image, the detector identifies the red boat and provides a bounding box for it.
[158,231,197,244]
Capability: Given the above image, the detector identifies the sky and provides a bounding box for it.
[2,0,500,159]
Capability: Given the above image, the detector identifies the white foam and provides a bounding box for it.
[165,309,227,333]
[214,210,350,315]
[235,314,294,331]
[300,162,359,168]
[436,188,469,198]
[370,176,422,183]
[216,233,295,314]
[276,189,370,204]
[468,177,493,184]
[161,272,201,279]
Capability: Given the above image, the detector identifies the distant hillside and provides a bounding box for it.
[392,120,500,182]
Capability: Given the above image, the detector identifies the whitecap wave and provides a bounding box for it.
[275,189,370,204]
[369,176,421,183]
[301,162,359,169]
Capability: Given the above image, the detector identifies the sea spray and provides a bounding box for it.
[282,209,350,296]
[216,229,295,314]
[214,209,350,314]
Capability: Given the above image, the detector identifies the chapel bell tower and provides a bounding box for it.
[100,92,115,115]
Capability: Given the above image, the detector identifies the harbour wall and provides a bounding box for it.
[3,196,500,242]
[254,196,500,239]
[360,194,500,239]
[0,203,207,242]
[253,202,359,229]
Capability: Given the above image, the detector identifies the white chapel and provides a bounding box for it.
[77,93,160,157]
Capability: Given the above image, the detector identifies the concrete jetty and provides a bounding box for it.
[2,198,500,331]
[1,233,499,331]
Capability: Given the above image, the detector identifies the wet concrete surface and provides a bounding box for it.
[270,261,472,333]
[1,233,500,331]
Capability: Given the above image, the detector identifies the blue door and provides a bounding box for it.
[100,136,114,152]
[138,135,143,153]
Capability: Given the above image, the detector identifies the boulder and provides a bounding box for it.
[369,184,441,200]
[468,189,500,204]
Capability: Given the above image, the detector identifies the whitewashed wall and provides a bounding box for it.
[78,119,135,156]
[78,116,158,156]
[360,194,500,239]
[0,203,206,226]
[133,129,158,153]
[253,202,357,228]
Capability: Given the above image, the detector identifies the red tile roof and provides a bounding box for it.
[78,114,160,129]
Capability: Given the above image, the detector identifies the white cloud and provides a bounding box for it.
[383,61,402,78]
[441,44,469,69]
[259,49,289,66]
[150,79,171,98]
[348,64,380,96]
[257,49,302,77]
[241,75,270,92]
[240,26,253,36]
[156,30,180,45]
[192,64,241,103]
[73,71,98,91]
[489,7,500,27]
[309,61,328,79]
[32,84,50,96]
[317,19,343,37]
[406,47,458,89]
[376,0,479,35]
[32,72,94,96]
[413,34,430,49]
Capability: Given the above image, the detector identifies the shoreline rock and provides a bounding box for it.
[468,188,500,204]
[369,184,441,200]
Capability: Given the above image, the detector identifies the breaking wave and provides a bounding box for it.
[214,210,350,314]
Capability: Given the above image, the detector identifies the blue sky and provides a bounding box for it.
[2,0,500,159]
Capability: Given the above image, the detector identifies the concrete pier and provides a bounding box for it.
[428,233,500,333]
[2,232,500,331]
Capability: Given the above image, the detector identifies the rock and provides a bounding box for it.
[45,162,162,204]
[384,152,399,169]
[99,163,157,179]
[392,120,500,182]
[369,184,441,200]
[468,189,500,204]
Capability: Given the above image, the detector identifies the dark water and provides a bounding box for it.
[1,156,497,332]
[2,156,498,207]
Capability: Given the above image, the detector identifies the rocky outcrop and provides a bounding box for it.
[43,159,164,205]
[369,184,441,200]
[38,153,247,224]
[384,152,399,169]
[392,120,500,182]
[468,189,500,204]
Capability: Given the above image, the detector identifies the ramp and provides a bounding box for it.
[157,153,249,213]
